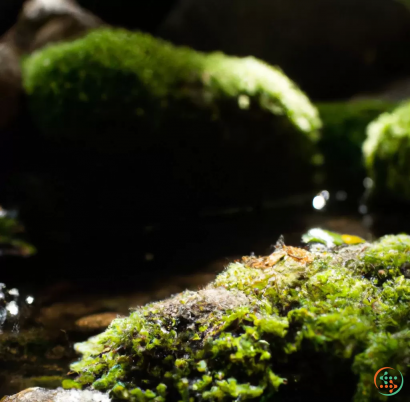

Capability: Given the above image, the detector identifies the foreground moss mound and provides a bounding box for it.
[317,100,395,194]
[364,100,410,203]
[69,233,410,401]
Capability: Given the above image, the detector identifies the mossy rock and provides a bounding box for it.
[20,28,321,248]
[317,100,395,196]
[23,28,320,154]
[68,232,410,401]
[363,100,410,205]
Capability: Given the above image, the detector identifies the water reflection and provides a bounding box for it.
[312,190,330,210]
[0,283,32,333]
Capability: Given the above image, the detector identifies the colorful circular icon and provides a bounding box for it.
[374,367,404,396]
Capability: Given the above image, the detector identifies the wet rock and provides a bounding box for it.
[3,0,103,54]
[363,100,410,206]
[353,77,410,103]
[75,312,119,332]
[0,1,24,36]
[1,387,111,402]
[159,0,410,100]
[0,43,21,130]
[316,99,395,196]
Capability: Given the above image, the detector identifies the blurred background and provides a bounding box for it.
[2,0,410,396]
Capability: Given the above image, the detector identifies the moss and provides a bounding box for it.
[317,100,395,194]
[23,28,320,147]
[20,28,322,218]
[0,216,36,257]
[363,100,410,203]
[71,232,410,401]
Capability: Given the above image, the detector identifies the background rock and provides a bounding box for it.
[2,0,104,54]
[0,44,21,131]
[0,0,24,36]
[1,387,111,402]
[159,0,410,100]
[352,77,410,103]
[18,28,321,267]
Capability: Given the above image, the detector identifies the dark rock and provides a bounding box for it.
[1,387,111,402]
[75,312,120,332]
[0,0,24,36]
[0,43,21,131]
[159,0,410,100]
[352,77,410,103]
[77,0,177,33]
[3,0,104,54]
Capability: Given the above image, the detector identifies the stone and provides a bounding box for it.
[363,100,410,205]
[75,312,119,331]
[2,0,103,54]
[352,77,410,103]
[0,43,21,130]
[1,387,111,402]
[0,1,24,36]
[19,27,322,258]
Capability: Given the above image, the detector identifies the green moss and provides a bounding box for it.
[21,28,322,209]
[70,232,410,401]
[364,100,410,203]
[23,28,320,147]
[317,100,395,193]
[0,216,36,257]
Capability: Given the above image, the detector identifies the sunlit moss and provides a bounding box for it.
[22,28,320,148]
[70,233,410,401]
[364,100,410,203]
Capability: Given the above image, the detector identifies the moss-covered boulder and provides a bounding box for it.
[23,28,320,154]
[363,100,410,205]
[68,232,410,401]
[19,28,321,252]
[317,100,395,197]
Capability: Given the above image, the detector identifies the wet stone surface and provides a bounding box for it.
[1,387,111,402]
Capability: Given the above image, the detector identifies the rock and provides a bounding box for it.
[363,100,410,206]
[317,99,396,197]
[20,27,321,256]
[0,43,21,130]
[3,0,103,54]
[1,387,111,402]
[0,1,24,36]
[353,77,410,103]
[75,312,119,332]
[159,0,410,100]
[68,232,410,401]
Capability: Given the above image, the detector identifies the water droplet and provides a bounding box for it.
[6,301,19,316]
[313,195,326,210]
[8,288,19,297]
